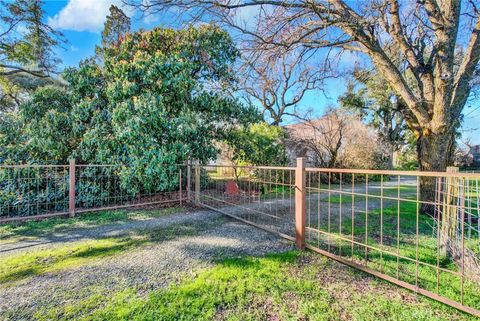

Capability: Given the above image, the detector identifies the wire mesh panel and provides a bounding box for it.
[304,168,480,315]
[75,164,187,213]
[0,163,187,222]
[0,165,69,220]
[195,165,296,238]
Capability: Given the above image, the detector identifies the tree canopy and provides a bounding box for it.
[0,0,64,111]
[128,0,480,173]
[226,122,287,166]
[339,69,407,168]
[1,24,259,192]
[95,5,131,61]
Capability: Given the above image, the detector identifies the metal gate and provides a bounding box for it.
[189,159,480,317]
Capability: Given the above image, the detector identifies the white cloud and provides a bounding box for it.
[48,0,134,33]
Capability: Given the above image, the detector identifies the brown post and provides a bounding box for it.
[195,165,200,206]
[187,160,191,202]
[69,159,76,217]
[295,157,306,249]
[179,168,183,206]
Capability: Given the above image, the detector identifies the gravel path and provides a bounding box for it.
[1,209,227,255]
[0,209,294,320]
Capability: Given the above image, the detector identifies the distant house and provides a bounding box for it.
[469,145,480,167]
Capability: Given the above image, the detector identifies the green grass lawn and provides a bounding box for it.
[325,185,418,204]
[32,251,475,321]
[1,206,478,320]
[1,238,133,284]
[306,201,480,309]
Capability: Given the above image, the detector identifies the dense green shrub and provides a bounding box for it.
[0,25,260,217]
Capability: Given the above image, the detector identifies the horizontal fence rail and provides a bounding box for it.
[0,161,187,223]
[194,160,480,317]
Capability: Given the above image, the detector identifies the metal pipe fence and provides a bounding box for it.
[2,159,480,316]
[0,162,187,223]
[193,160,480,317]
[191,164,297,240]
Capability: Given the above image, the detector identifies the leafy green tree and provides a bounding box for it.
[0,24,258,211]
[0,0,64,111]
[0,86,75,164]
[0,0,63,77]
[63,25,259,192]
[0,72,62,113]
[226,122,287,166]
[20,86,76,162]
[339,69,407,169]
[101,5,130,48]
[0,111,27,163]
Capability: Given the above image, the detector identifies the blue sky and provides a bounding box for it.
[43,0,480,145]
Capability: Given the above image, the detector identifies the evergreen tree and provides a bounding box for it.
[0,0,63,110]
[0,0,63,77]
[95,5,130,61]
[101,5,130,48]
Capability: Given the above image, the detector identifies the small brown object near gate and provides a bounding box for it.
[225,180,240,196]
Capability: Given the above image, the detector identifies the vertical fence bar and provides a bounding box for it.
[461,178,465,305]
[365,174,369,264]
[195,165,200,206]
[295,157,306,249]
[380,174,384,271]
[436,177,442,293]
[69,159,76,217]
[351,173,355,259]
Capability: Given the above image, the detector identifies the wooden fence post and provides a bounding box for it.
[195,165,200,206]
[179,167,183,206]
[187,160,191,202]
[295,157,306,249]
[69,159,76,217]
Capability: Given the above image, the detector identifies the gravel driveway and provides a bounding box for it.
[0,209,294,321]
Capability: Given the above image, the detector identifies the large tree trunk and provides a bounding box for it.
[386,143,395,170]
[416,130,456,215]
